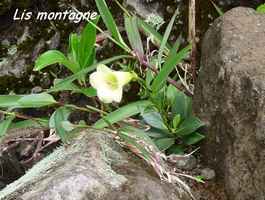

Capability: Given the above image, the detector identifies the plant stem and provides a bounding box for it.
[62,103,107,115]
[0,110,47,124]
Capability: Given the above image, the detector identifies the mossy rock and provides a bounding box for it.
[0,129,190,200]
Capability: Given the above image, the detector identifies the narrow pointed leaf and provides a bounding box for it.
[0,95,23,108]
[155,137,175,151]
[10,119,49,129]
[17,93,57,108]
[79,18,98,68]
[142,111,167,130]
[69,33,80,63]
[152,43,191,91]
[94,100,152,129]
[47,79,81,93]
[49,107,71,143]
[125,16,144,58]
[119,125,160,161]
[138,18,171,52]
[158,10,178,67]
[0,116,15,137]
[79,87,97,97]
[182,132,205,145]
[175,116,204,136]
[95,0,128,50]
[210,0,224,16]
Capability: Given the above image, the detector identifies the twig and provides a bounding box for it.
[188,0,197,82]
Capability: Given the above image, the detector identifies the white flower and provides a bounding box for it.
[89,64,137,103]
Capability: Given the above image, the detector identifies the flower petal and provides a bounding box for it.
[112,87,123,103]
[89,64,134,103]
[97,64,113,73]
[89,71,104,89]
[114,71,134,86]
[96,86,123,103]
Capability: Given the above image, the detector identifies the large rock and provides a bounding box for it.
[0,129,189,200]
[193,7,265,200]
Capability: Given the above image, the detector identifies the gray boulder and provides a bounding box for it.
[0,129,190,200]
[193,7,265,200]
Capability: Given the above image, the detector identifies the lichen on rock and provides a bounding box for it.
[0,129,188,200]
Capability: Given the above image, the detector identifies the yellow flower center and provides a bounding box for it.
[104,73,119,90]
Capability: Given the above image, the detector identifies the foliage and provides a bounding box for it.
[141,85,205,154]
[210,0,224,16]
[257,3,265,13]
[0,0,205,185]
[34,18,99,84]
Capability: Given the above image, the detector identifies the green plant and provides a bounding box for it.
[210,0,224,16]
[1,0,204,153]
[257,3,265,13]
[34,18,99,84]
[141,85,205,154]
[0,0,204,191]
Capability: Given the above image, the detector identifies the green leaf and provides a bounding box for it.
[146,128,169,138]
[155,137,175,151]
[0,93,57,108]
[152,43,191,92]
[48,79,96,98]
[194,176,205,183]
[0,115,15,137]
[145,69,155,89]
[10,119,49,129]
[79,18,98,68]
[0,95,23,108]
[150,87,167,111]
[34,50,79,73]
[138,18,171,52]
[167,85,192,119]
[210,0,224,16]
[79,87,97,97]
[86,48,96,67]
[69,33,80,64]
[125,16,144,58]
[47,79,81,93]
[182,132,205,145]
[17,93,57,108]
[257,3,265,13]
[119,125,160,161]
[142,111,167,130]
[173,114,181,129]
[167,144,184,154]
[175,116,204,136]
[95,0,128,50]
[94,100,152,129]
[61,121,76,132]
[49,107,72,143]
[158,10,178,67]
